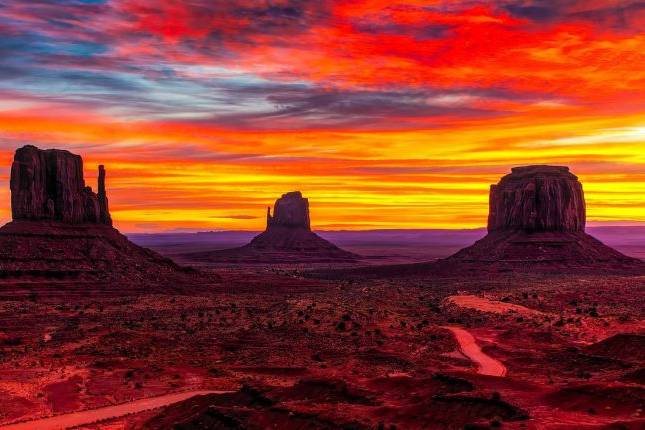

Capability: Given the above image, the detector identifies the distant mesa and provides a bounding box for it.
[0,145,209,296]
[443,165,642,272]
[183,191,359,264]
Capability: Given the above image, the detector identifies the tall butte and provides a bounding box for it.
[0,145,210,296]
[444,165,642,272]
[184,191,359,263]
[487,166,585,233]
[10,145,112,225]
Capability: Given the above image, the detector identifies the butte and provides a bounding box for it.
[313,165,643,279]
[0,145,211,297]
[183,191,359,264]
[441,165,643,273]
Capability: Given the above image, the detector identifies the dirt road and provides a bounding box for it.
[0,390,231,430]
[447,326,507,377]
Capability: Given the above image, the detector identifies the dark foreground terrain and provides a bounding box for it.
[0,246,643,429]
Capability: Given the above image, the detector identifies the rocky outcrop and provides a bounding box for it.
[267,191,311,230]
[488,165,585,233]
[182,191,359,264]
[98,165,112,226]
[0,145,212,293]
[10,145,112,225]
[247,191,358,261]
[438,165,642,273]
[302,166,644,279]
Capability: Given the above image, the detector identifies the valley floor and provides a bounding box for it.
[0,269,643,429]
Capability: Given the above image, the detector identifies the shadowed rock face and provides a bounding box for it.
[10,145,112,225]
[97,165,112,226]
[434,165,642,272]
[267,191,311,230]
[314,165,643,279]
[250,191,353,257]
[1,145,210,291]
[182,191,359,263]
[488,165,585,233]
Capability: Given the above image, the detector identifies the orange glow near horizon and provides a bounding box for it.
[0,1,643,232]
[0,110,643,232]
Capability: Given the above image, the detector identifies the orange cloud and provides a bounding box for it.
[0,105,643,232]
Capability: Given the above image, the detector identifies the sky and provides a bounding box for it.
[0,0,643,232]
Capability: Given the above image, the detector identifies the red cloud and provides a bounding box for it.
[103,1,645,106]
[117,0,326,42]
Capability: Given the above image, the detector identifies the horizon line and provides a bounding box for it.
[124,222,645,235]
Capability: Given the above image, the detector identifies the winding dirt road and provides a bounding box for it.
[447,326,507,377]
[0,389,231,430]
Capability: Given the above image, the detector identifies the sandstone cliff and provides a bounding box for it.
[183,191,359,263]
[10,145,112,225]
[441,165,641,272]
[1,145,211,292]
[267,191,311,230]
[488,165,585,233]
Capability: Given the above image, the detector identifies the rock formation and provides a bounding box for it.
[267,191,311,230]
[442,165,642,272]
[183,191,359,264]
[0,145,211,294]
[487,166,585,233]
[313,165,643,279]
[248,191,327,251]
[10,145,112,225]
[98,164,112,225]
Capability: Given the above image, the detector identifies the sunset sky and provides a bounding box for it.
[0,0,643,232]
